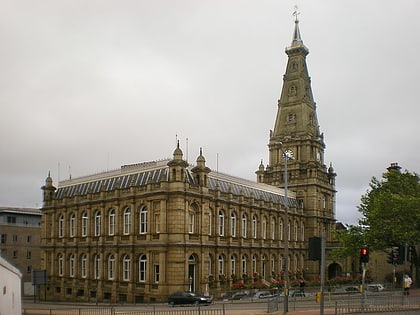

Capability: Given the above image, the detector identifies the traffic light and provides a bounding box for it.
[360,246,369,263]
[386,247,400,265]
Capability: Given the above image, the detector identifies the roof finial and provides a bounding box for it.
[293,5,300,22]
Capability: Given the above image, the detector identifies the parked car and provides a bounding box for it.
[367,284,384,292]
[253,291,274,299]
[334,286,360,294]
[168,291,213,306]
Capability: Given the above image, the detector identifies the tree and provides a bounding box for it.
[358,165,420,285]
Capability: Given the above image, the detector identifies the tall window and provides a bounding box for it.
[271,218,275,240]
[252,215,257,239]
[218,210,225,236]
[271,255,275,276]
[69,254,75,277]
[230,212,237,237]
[154,265,160,283]
[139,206,148,234]
[123,208,131,235]
[188,211,195,234]
[94,254,101,279]
[241,255,247,276]
[123,254,130,281]
[58,214,64,238]
[218,255,225,275]
[279,219,284,241]
[94,211,101,236]
[294,220,298,241]
[58,254,64,276]
[288,220,291,241]
[81,254,87,278]
[154,213,160,233]
[262,217,267,240]
[81,211,88,237]
[241,214,247,238]
[208,211,212,235]
[252,255,257,274]
[70,213,76,237]
[108,254,115,280]
[261,255,266,278]
[108,209,115,236]
[230,255,236,277]
[301,222,305,241]
[139,254,147,282]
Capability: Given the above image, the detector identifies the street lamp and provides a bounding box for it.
[277,142,293,315]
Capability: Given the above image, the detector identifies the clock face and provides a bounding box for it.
[283,149,294,160]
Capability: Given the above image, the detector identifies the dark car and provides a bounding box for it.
[168,291,213,306]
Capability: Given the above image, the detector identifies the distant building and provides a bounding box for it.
[0,256,22,315]
[0,206,41,295]
[40,18,343,303]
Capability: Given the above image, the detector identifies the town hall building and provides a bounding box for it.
[40,17,341,303]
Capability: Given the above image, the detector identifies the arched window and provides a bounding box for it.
[69,213,76,237]
[139,206,148,234]
[94,210,101,236]
[252,255,257,274]
[218,210,225,236]
[288,220,291,241]
[262,217,267,240]
[301,222,305,242]
[271,218,275,240]
[230,255,236,277]
[279,219,284,241]
[139,254,147,282]
[188,210,195,234]
[81,254,87,278]
[218,255,225,275]
[241,214,247,238]
[108,254,115,280]
[271,255,276,276]
[294,220,298,241]
[123,207,131,235]
[123,254,131,281]
[94,254,100,279]
[108,209,116,236]
[252,215,257,239]
[230,212,237,237]
[58,253,64,276]
[208,210,213,236]
[261,255,267,278]
[81,211,88,237]
[58,214,64,238]
[241,255,247,276]
[69,254,75,277]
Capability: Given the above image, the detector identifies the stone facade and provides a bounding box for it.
[0,207,42,295]
[40,19,343,303]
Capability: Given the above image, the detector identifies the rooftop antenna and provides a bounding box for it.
[186,137,189,163]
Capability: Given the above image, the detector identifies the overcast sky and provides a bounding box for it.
[1,1,419,225]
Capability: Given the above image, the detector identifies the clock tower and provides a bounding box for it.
[257,16,337,251]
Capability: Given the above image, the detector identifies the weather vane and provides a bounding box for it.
[292,5,300,21]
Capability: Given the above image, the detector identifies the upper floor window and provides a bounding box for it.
[218,210,225,236]
[139,206,148,234]
[69,213,76,237]
[252,215,257,239]
[188,211,195,234]
[108,209,116,236]
[58,214,64,238]
[241,214,247,238]
[81,212,88,237]
[262,217,267,240]
[271,218,275,240]
[279,219,284,241]
[123,207,131,235]
[94,211,101,236]
[230,212,237,237]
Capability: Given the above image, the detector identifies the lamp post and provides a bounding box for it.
[278,143,293,315]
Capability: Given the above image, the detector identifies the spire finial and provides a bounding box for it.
[293,5,300,22]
